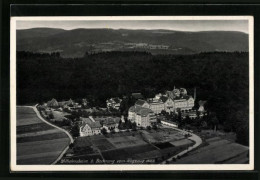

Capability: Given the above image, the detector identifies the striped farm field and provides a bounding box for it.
[16,106,70,165]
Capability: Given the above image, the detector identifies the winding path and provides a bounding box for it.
[18,105,74,164]
[160,122,202,164]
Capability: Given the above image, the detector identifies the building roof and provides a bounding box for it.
[107,97,122,104]
[135,99,147,106]
[147,98,163,104]
[180,88,187,94]
[173,95,193,101]
[47,98,59,106]
[81,117,102,129]
[160,96,168,103]
[129,105,142,112]
[137,108,154,117]
[129,105,154,117]
[131,93,144,100]
[199,100,207,106]
[58,99,74,106]
[103,118,117,126]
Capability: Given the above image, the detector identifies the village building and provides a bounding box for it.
[128,105,156,127]
[164,88,196,112]
[79,117,102,137]
[181,110,197,119]
[102,117,120,131]
[90,116,121,131]
[160,96,175,113]
[82,98,88,107]
[135,99,149,108]
[198,100,206,113]
[58,98,74,107]
[174,96,194,111]
[106,97,122,110]
[147,98,165,114]
[47,98,59,107]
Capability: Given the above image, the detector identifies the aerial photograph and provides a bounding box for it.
[14,18,251,166]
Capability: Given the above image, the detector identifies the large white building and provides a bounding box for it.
[163,87,195,112]
[147,98,165,114]
[160,96,175,113]
[128,105,156,128]
[173,96,194,111]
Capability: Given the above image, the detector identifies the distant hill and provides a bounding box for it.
[17,28,67,40]
[17,28,249,57]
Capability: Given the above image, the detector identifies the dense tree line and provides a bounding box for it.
[17,51,249,145]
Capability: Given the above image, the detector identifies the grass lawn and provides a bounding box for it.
[174,138,248,164]
[16,107,70,165]
[107,135,147,148]
[17,132,68,143]
[170,139,193,147]
[17,123,54,134]
[52,110,70,121]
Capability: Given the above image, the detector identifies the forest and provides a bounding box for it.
[17,51,249,145]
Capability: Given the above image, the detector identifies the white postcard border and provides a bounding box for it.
[10,16,254,171]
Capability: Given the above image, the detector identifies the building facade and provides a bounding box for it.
[128,105,156,127]
[80,117,102,136]
[147,98,165,114]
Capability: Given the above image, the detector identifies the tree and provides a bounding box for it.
[111,129,116,134]
[152,124,158,130]
[49,113,54,119]
[157,118,161,124]
[210,113,219,131]
[101,128,108,135]
[71,125,79,137]
[132,122,137,131]
[161,110,167,115]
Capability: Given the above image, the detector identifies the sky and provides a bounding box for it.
[16,20,249,33]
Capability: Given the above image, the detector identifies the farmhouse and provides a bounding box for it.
[102,117,120,130]
[47,98,59,107]
[79,117,102,137]
[58,98,74,107]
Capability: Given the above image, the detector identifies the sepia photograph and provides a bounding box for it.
[10,16,254,171]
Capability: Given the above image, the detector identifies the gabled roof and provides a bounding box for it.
[147,98,163,104]
[107,97,122,104]
[103,118,117,125]
[160,96,168,103]
[135,99,147,106]
[131,93,144,100]
[81,117,102,129]
[129,105,154,117]
[58,99,74,106]
[47,98,58,106]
